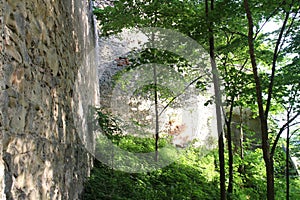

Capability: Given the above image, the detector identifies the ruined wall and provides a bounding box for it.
[0,0,99,199]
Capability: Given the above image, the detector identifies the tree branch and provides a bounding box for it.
[254,1,285,39]
[158,75,206,116]
[277,6,299,56]
[290,127,300,138]
[271,111,300,157]
[265,8,291,118]
[219,27,247,38]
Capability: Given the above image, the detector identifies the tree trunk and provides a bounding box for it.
[238,106,245,175]
[153,61,159,162]
[218,132,226,200]
[243,0,275,199]
[226,99,234,197]
[206,0,226,199]
[286,113,290,200]
[152,1,159,162]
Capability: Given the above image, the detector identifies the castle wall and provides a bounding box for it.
[0,0,99,199]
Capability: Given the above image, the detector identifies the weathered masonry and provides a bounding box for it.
[0,0,99,199]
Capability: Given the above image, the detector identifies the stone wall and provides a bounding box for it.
[97,28,219,149]
[0,0,99,199]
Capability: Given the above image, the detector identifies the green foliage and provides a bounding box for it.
[290,135,300,158]
[84,136,300,199]
[84,109,220,199]
[85,110,300,199]
[94,0,206,40]
[83,158,220,200]
[92,0,300,199]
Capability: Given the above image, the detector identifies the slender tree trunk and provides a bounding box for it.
[153,60,159,162]
[151,33,159,162]
[286,113,290,200]
[226,121,233,197]
[238,106,245,175]
[226,98,234,197]
[218,132,226,199]
[243,0,275,199]
[206,0,226,199]
[152,0,159,162]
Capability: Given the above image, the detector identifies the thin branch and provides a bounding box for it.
[287,84,298,114]
[158,75,206,116]
[254,1,285,39]
[219,27,247,38]
[290,127,300,138]
[288,122,300,129]
[222,58,248,123]
[265,8,291,118]
[271,111,300,157]
[278,6,299,55]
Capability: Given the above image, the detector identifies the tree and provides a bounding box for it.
[95,0,212,162]
[243,0,300,199]
[212,1,257,197]
[205,0,226,199]
[94,1,300,198]
[273,36,300,199]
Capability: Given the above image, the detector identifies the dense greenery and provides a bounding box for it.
[83,140,220,200]
[88,0,300,199]
[83,111,300,199]
[83,128,300,199]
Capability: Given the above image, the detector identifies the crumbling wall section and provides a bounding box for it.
[0,0,98,199]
